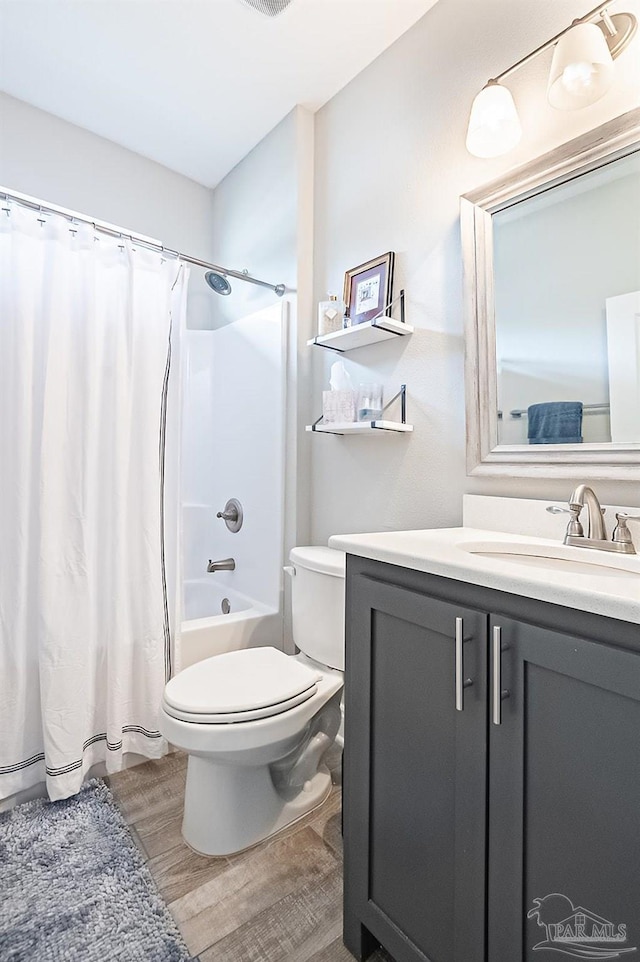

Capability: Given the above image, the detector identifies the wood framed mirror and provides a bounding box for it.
[462,107,640,479]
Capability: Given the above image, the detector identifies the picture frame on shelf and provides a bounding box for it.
[343,252,395,327]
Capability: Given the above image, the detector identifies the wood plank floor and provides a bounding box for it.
[106,753,393,962]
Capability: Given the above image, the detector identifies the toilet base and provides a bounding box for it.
[182,754,333,856]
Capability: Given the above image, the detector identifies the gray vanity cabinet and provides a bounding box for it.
[343,556,640,962]
[343,570,487,962]
[488,616,640,959]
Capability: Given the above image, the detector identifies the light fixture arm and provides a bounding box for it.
[492,0,630,84]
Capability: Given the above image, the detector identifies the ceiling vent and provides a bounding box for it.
[239,0,294,16]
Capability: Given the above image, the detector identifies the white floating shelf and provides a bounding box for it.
[306,420,413,436]
[307,316,413,353]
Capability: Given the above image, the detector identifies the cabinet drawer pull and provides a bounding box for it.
[455,617,473,711]
[492,626,510,725]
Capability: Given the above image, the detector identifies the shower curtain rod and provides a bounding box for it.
[0,186,287,297]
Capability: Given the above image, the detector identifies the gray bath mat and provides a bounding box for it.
[0,779,193,961]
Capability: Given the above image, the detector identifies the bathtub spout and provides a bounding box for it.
[207,558,236,573]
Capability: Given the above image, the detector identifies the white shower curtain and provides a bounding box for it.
[0,203,187,801]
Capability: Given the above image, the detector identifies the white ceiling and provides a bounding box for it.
[0,0,439,187]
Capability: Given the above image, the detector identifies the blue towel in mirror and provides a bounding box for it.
[527,401,583,444]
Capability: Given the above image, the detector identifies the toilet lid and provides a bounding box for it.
[162,686,318,724]
[163,647,322,717]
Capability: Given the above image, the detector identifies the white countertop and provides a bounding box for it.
[328,526,640,625]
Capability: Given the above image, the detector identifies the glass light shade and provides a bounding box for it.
[548,22,614,109]
[465,83,522,158]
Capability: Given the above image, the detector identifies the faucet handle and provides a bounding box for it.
[612,513,640,545]
[547,504,584,538]
[216,498,243,533]
[547,504,605,516]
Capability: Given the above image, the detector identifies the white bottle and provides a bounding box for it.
[318,294,344,335]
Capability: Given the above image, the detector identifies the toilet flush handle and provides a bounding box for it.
[283,565,296,577]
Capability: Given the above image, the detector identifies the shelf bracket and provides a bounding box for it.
[309,413,345,435]
[375,383,407,427]
[309,412,345,435]
[370,289,406,332]
[309,337,346,353]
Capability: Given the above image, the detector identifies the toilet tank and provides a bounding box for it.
[289,546,346,671]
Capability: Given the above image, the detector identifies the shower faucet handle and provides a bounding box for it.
[216,498,243,533]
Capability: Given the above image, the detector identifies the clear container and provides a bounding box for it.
[357,383,383,421]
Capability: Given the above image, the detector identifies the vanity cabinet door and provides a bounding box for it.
[487,617,640,961]
[344,572,488,962]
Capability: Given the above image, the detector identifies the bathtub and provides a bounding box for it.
[179,578,282,670]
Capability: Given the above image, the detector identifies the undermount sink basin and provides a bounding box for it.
[457,540,640,580]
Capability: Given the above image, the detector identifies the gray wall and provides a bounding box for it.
[310,0,640,544]
[0,92,216,329]
[209,109,299,327]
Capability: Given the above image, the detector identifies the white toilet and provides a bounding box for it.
[159,546,345,856]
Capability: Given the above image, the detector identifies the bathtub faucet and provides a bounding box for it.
[207,557,236,573]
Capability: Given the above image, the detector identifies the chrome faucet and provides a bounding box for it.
[567,484,607,542]
[207,557,236,573]
[551,484,638,555]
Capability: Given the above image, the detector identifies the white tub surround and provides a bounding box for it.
[329,496,640,624]
[180,305,287,665]
[181,579,280,670]
[184,581,252,622]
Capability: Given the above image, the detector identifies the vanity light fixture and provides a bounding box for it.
[547,21,615,108]
[466,0,637,158]
[466,81,523,159]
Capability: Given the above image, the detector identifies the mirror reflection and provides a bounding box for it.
[493,150,640,447]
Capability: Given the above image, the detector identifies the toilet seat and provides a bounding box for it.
[163,647,322,724]
[162,687,318,724]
